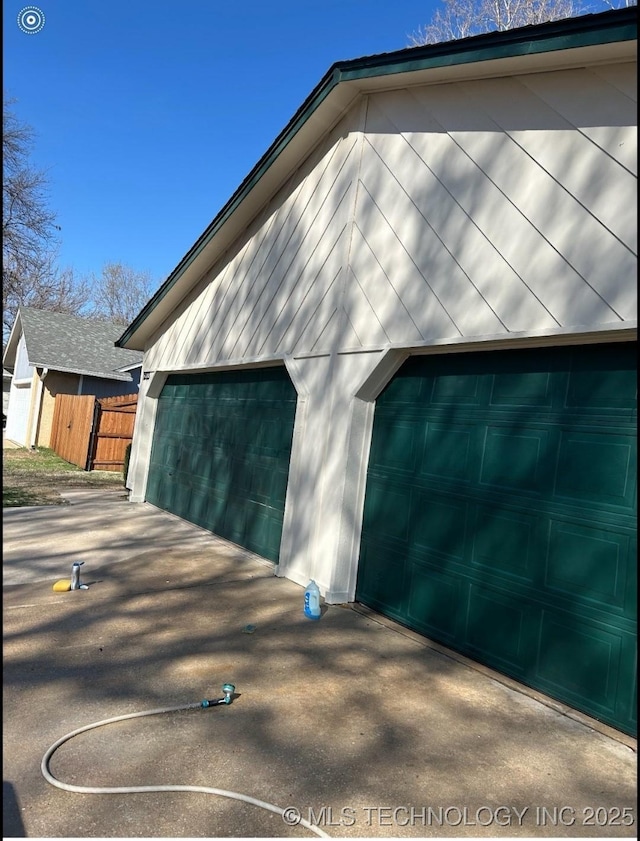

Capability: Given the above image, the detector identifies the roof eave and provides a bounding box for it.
[28,363,134,381]
[115,8,638,352]
[2,310,25,369]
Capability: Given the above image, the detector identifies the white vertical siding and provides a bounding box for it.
[13,334,32,380]
[5,382,32,445]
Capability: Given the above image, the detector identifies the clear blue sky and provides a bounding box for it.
[4,0,612,295]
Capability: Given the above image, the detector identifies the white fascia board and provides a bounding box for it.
[2,313,24,369]
[27,362,133,381]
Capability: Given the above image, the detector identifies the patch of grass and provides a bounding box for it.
[3,446,125,508]
[2,486,54,507]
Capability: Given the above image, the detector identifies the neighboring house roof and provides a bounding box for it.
[2,308,143,381]
[115,7,637,351]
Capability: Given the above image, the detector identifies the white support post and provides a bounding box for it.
[280,349,407,603]
[127,371,167,502]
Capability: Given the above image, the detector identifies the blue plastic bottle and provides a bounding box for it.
[304,580,322,620]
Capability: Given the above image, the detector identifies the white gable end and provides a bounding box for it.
[145,109,363,371]
[145,59,636,375]
[350,64,636,348]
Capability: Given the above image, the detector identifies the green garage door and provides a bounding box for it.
[357,343,637,735]
[147,367,297,562]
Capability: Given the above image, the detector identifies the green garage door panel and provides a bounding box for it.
[357,343,637,735]
[146,368,297,563]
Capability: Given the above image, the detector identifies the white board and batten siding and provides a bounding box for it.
[5,333,35,446]
[5,381,32,446]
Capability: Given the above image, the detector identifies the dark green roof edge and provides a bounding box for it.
[116,7,637,349]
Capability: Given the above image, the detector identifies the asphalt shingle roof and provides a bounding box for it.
[19,308,143,381]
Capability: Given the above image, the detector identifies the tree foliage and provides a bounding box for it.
[409,0,587,44]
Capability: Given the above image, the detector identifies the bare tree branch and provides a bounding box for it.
[2,99,159,345]
[89,262,156,325]
[1,97,89,342]
[407,0,634,45]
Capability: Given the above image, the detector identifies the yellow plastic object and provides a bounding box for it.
[53,579,71,592]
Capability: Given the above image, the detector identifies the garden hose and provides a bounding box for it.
[41,688,329,838]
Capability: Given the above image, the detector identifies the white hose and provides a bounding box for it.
[41,702,329,838]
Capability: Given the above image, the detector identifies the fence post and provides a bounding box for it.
[86,399,100,471]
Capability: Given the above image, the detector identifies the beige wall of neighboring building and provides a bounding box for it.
[36,370,81,447]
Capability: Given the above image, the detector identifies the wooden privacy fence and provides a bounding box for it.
[50,393,138,472]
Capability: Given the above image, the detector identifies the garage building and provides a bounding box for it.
[117,9,637,736]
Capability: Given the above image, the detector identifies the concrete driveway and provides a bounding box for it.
[3,490,637,838]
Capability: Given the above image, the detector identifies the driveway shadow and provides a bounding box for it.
[3,780,26,837]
